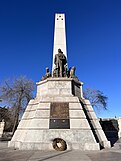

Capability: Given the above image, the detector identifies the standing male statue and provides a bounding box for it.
[53,49,67,77]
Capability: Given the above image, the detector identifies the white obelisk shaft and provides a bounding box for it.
[52,13,67,73]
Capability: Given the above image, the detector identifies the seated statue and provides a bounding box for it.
[70,66,76,78]
[69,66,79,80]
[45,67,51,78]
[41,67,51,80]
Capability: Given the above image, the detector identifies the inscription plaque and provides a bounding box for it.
[49,102,70,129]
[50,102,69,119]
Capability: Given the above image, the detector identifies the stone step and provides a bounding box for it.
[0,141,8,148]
[116,138,121,143]
[112,143,121,149]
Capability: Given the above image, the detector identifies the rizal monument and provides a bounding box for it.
[8,13,111,151]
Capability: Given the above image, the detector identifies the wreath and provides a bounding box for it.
[52,138,67,151]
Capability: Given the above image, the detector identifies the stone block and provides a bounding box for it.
[29,98,40,105]
[71,143,80,150]
[21,130,45,142]
[25,104,33,111]
[84,105,94,111]
[37,82,48,97]
[35,110,50,118]
[81,99,91,105]
[69,102,83,109]
[28,99,37,105]
[22,110,36,119]
[43,129,96,143]
[117,118,121,138]
[37,103,50,109]
[18,120,30,128]
[100,140,111,148]
[74,87,81,98]
[59,88,72,95]
[39,96,80,103]
[70,119,90,129]
[86,111,97,119]
[47,89,60,95]
[84,143,100,150]
[48,80,71,89]
[8,140,15,147]
[95,129,108,142]
[29,119,49,128]
[0,121,5,137]
[69,110,86,118]
[47,88,72,96]
[90,120,102,129]
[9,130,25,142]
[26,104,39,111]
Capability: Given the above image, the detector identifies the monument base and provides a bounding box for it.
[8,78,110,150]
[8,129,99,150]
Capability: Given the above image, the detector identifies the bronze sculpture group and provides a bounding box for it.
[41,48,78,80]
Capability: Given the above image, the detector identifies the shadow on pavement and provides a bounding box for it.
[38,150,72,161]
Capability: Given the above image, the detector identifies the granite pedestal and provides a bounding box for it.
[8,78,110,150]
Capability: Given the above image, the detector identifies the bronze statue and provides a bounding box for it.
[45,67,51,78]
[53,49,67,77]
[41,67,51,80]
[70,66,76,78]
[69,66,79,80]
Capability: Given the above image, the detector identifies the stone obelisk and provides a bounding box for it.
[52,13,67,73]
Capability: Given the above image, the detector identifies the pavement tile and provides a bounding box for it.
[87,152,121,161]
[0,141,121,161]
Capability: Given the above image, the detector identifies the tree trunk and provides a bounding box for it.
[12,107,19,135]
[12,95,22,135]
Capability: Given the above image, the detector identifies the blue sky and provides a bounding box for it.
[0,0,121,118]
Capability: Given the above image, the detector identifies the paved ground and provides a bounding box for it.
[0,141,121,161]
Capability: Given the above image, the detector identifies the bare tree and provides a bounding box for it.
[0,76,35,134]
[83,88,108,111]
[0,106,13,131]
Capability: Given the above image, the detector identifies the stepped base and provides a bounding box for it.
[8,78,110,151]
[9,141,99,151]
[8,129,99,150]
